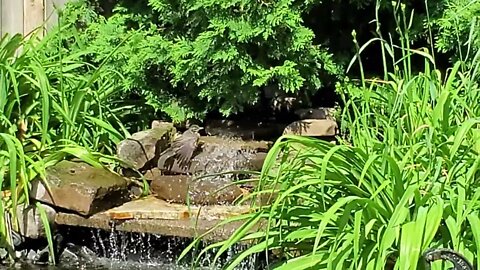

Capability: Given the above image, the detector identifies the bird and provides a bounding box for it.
[157,124,203,174]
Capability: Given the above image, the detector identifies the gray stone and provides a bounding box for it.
[294,107,337,120]
[283,119,338,137]
[27,250,37,261]
[31,161,130,216]
[60,245,97,263]
[246,152,267,171]
[150,175,244,205]
[205,120,284,140]
[15,203,56,239]
[198,136,271,152]
[117,123,176,170]
[15,251,25,260]
[189,137,267,178]
[155,136,271,175]
[0,248,7,260]
[54,197,253,241]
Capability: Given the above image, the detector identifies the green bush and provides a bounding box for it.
[430,0,480,63]
[49,0,480,125]
[46,0,343,123]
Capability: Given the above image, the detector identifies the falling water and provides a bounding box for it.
[190,136,257,205]
[44,225,262,270]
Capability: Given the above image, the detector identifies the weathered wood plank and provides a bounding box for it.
[24,0,44,37]
[1,0,24,36]
[0,1,3,37]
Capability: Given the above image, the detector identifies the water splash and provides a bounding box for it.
[61,227,263,270]
[190,136,257,205]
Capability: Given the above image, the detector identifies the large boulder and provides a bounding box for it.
[155,136,271,175]
[149,174,244,205]
[283,119,338,137]
[117,122,175,170]
[190,136,270,174]
[31,161,130,216]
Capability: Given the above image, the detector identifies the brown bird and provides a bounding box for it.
[157,124,203,174]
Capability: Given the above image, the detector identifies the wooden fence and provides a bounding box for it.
[0,0,68,38]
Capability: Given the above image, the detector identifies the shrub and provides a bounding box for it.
[430,0,480,63]
[46,0,343,123]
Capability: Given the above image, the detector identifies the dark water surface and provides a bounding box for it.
[7,259,197,270]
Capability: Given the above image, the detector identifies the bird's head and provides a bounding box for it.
[188,124,204,133]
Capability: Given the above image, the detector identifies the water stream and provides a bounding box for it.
[6,224,264,270]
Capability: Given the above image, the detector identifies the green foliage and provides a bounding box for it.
[182,61,480,269]
[179,3,480,270]
[46,0,480,124]
[0,30,128,261]
[430,0,480,61]
[47,0,342,123]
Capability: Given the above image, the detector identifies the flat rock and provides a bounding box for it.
[149,175,244,205]
[15,203,56,239]
[246,152,267,171]
[31,161,130,216]
[199,136,271,152]
[283,119,338,137]
[55,196,252,241]
[104,196,249,220]
[117,122,175,170]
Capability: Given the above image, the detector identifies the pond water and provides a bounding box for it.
[8,259,196,270]
[5,227,264,270]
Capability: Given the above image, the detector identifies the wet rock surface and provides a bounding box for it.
[117,122,175,170]
[31,161,130,216]
[294,107,337,120]
[150,175,243,205]
[54,196,251,241]
[198,135,271,152]
[205,119,285,140]
[150,138,269,175]
[283,119,338,137]
[189,136,269,174]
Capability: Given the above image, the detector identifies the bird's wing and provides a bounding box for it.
[171,131,198,167]
[157,148,175,169]
[158,130,198,171]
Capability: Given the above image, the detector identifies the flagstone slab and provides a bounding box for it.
[55,196,251,240]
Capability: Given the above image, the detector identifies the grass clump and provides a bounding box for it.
[0,28,129,262]
[180,2,480,270]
